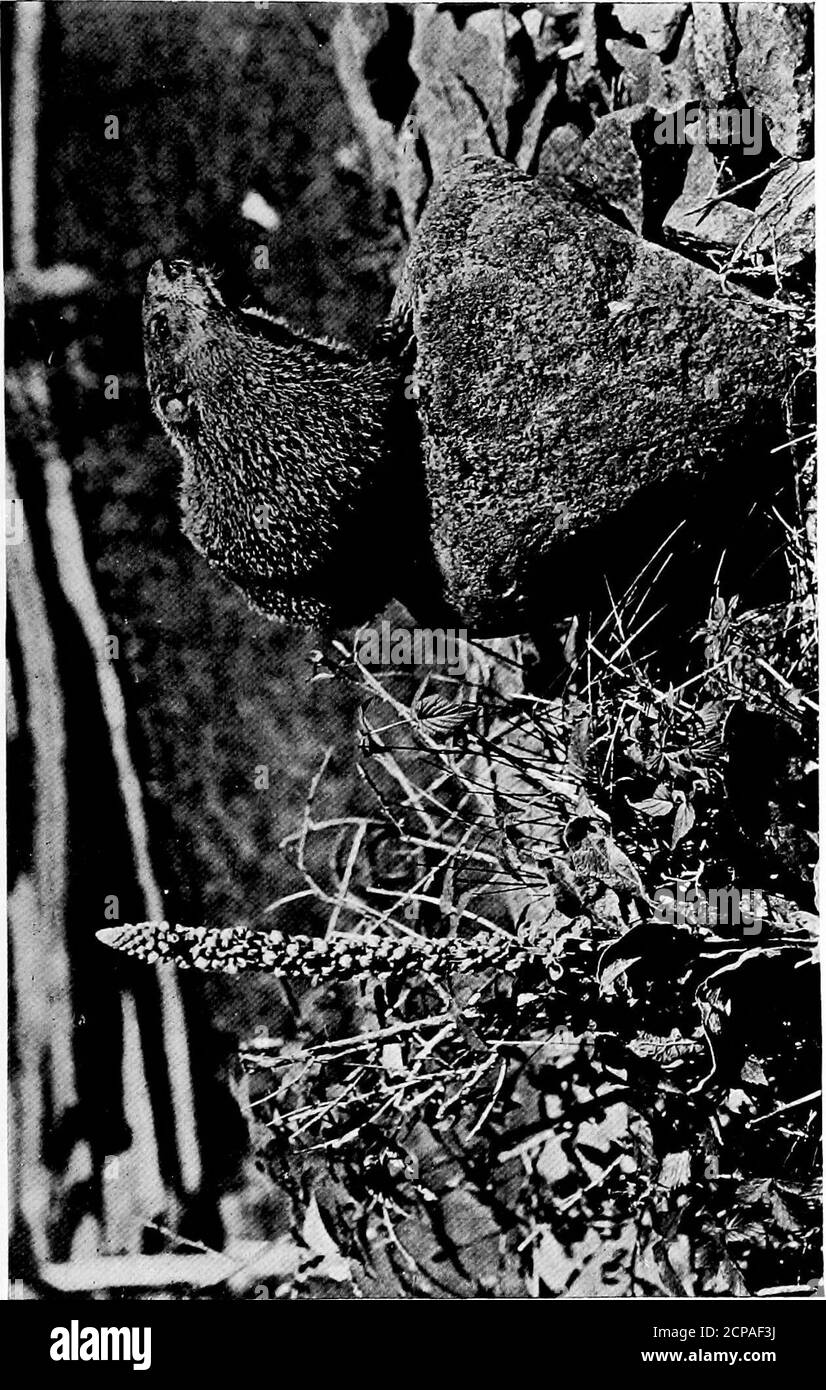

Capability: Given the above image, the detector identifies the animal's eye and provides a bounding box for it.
[147,312,170,345]
[162,395,189,424]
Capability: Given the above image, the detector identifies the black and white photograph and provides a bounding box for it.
[2,0,821,1329]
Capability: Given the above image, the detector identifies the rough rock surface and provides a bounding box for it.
[394,155,788,631]
[752,160,815,274]
[663,140,754,245]
[691,1,739,103]
[576,103,690,234]
[735,2,814,158]
[400,6,530,232]
[332,3,814,265]
[647,10,703,112]
[612,3,688,56]
[328,4,812,631]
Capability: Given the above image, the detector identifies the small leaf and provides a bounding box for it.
[659,1151,692,1189]
[599,951,643,994]
[740,1055,769,1087]
[671,799,696,847]
[629,795,674,818]
[771,1191,802,1233]
[413,692,477,736]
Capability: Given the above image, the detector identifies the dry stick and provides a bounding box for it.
[468,731,573,790]
[7,0,75,1268]
[292,863,430,940]
[599,709,625,784]
[374,744,441,838]
[412,1022,455,1061]
[439,1055,503,1123]
[600,602,666,676]
[753,656,818,713]
[337,642,570,923]
[720,166,811,285]
[365,886,513,939]
[240,1013,454,1066]
[326,820,367,935]
[390,739,574,809]
[380,1205,422,1275]
[557,1154,626,1214]
[568,524,684,680]
[467,1057,509,1139]
[783,629,817,682]
[285,1070,368,1138]
[767,430,812,453]
[296,745,334,872]
[686,155,791,217]
[281,815,380,841]
[262,887,317,915]
[626,555,675,630]
[21,368,202,1194]
[6,496,74,1266]
[375,750,480,826]
[355,757,407,833]
[9,0,42,272]
[357,822,488,937]
[8,3,201,1205]
[404,834,499,868]
[40,1241,301,1295]
[367,1075,445,1127]
[747,1090,821,1129]
[346,641,513,802]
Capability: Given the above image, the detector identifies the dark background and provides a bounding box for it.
[5,2,408,1263]
[7,0,398,969]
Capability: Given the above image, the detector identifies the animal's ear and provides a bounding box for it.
[201,264,229,307]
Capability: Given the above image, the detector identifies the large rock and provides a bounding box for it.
[404,7,523,189]
[691,1,738,103]
[331,3,814,250]
[576,104,690,235]
[394,155,788,631]
[577,106,651,231]
[663,139,755,246]
[753,160,815,273]
[605,37,654,105]
[735,3,814,158]
[613,3,688,56]
[647,10,703,112]
[668,153,814,274]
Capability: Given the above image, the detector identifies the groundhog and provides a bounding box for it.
[143,257,429,626]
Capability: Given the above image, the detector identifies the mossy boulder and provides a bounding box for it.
[395,155,788,632]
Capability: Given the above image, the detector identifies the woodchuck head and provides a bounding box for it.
[143,257,400,626]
